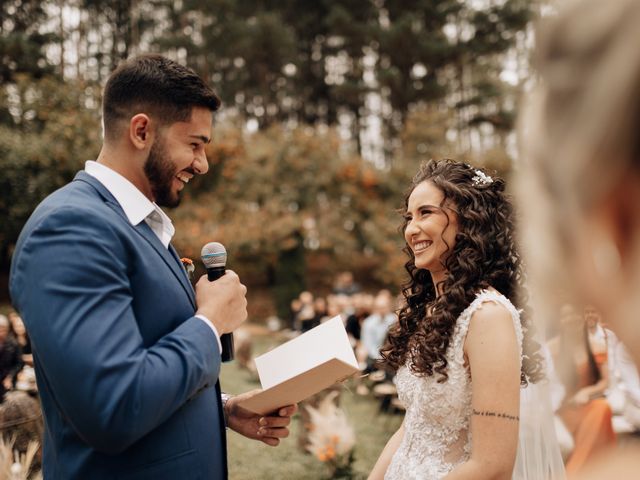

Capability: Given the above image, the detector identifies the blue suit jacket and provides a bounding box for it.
[10,172,227,479]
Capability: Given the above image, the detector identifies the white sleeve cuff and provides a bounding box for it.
[195,314,223,355]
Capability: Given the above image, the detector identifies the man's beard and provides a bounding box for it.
[144,138,180,208]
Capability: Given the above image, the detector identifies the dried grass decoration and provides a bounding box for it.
[305,391,356,479]
[0,390,44,480]
[0,438,41,480]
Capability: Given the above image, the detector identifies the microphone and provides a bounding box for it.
[200,242,234,362]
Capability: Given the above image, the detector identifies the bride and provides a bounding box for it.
[369,160,564,479]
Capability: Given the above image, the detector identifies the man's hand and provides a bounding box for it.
[225,390,297,447]
[195,270,247,334]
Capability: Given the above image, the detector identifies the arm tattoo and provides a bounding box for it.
[472,409,519,421]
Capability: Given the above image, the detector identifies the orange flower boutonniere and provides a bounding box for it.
[180,257,195,278]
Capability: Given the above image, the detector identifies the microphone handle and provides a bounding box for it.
[206,266,226,282]
[206,266,234,362]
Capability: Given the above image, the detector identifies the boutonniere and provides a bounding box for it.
[180,257,195,278]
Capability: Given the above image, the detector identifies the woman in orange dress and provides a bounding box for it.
[549,305,616,475]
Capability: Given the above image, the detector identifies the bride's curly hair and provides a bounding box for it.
[381,159,544,385]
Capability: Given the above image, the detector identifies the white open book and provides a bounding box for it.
[237,316,360,415]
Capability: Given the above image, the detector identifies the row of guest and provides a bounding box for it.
[288,289,399,371]
[288,270,364,332]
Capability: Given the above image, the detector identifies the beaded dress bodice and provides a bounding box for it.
[385,290,523,479]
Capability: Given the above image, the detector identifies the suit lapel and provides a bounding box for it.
[74,171,197,310]
[133,223,197,309]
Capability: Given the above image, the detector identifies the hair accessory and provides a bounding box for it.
[472,170,493,186]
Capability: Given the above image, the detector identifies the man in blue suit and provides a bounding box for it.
[9,54,295,479]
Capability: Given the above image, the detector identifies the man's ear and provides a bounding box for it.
[129,114,154,150]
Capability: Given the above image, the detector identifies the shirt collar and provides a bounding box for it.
[84,160,168,227]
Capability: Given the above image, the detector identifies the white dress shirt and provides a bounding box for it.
[84,161,222,353]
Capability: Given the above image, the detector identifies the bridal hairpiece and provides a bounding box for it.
[472,170,493,186]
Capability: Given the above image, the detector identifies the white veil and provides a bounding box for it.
[513,352,566,479]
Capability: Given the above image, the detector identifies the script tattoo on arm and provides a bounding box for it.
[472,409,519,421]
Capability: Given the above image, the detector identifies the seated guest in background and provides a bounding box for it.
[346,293,374,349]
[311,296,327,326]
[0,314,23,401]
[296,291,317,333]
[288,297,302,330]
[8,311,32,367]
[324,294,352,328]
[548,304,615,474]
[332,271,361,296]
[361,293,397,374]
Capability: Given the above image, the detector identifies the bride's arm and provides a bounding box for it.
[444,302,521,480]
[368,421,405,480]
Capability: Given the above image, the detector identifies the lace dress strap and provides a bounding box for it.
[452,290,523,361]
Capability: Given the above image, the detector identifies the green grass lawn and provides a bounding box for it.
[220,332,403,480]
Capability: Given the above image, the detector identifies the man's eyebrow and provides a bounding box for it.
[190,135,211,144]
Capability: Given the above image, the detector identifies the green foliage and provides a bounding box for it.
[0,0,56,84]
[0,77,101,269]
[272,234,307,323]
[1,0,534,143]
[149,0,531,156]
[398,106,514,177]
[172,121,408,303]
[0,0,530,306]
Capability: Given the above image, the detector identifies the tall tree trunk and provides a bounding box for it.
[117,0,132,60]
[130,0,138,56]
[58,0,65,78]
[76,8,85,79]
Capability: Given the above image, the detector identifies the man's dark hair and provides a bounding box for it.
[102,54,221,141]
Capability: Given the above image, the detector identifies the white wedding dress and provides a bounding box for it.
[385,290,565,480]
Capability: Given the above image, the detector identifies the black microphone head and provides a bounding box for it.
[201,242,227,269]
